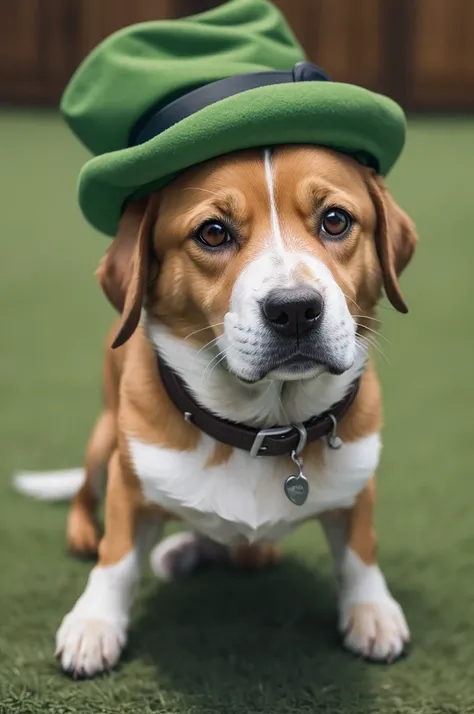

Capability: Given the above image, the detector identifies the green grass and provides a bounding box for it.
[1,110,474,714]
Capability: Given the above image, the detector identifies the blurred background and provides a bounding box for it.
[1,2,473,714]
[2,0,474,109]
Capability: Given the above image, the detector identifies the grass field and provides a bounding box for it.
[1,110,474,714]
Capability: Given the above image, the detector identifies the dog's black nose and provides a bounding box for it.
[262,287,324,338]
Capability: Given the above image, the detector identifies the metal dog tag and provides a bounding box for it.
[284,451,309,506]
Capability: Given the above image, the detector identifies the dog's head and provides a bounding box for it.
[97,146,417,383]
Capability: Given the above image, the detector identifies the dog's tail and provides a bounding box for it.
[13,468,84,501]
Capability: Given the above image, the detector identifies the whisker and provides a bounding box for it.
[341,292,362,311]
[357,335,391,366]
[202,349,225,372]
[351,314,383,324]
[184,322,225,340]
[201,347,229,384]
[357,333,378,350]
[355,322,391,345]
[356,339,369,354]
[197,335,221,354]
[207,351,230,379]
[356,335,376,358]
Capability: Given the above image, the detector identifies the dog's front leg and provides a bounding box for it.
[56,450,161,678]
[321,477,410,662]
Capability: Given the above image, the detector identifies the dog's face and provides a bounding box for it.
[98,146,417,383]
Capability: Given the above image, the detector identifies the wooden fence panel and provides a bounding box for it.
[0,0,473,110]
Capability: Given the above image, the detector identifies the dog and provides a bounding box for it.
[17,144,416,678]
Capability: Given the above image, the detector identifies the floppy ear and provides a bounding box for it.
[366,173,418,313]
[96,195,159,348]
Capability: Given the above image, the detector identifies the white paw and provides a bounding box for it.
[150,531,227,581]
[340,598,410,662]
[56,614,126,678]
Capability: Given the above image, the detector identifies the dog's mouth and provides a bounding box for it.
[271,353,324,376]
[267,351,335,379]
[231,349,348,384]
[280,354,318,368]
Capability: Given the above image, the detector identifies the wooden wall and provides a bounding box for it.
[1,0,473,111]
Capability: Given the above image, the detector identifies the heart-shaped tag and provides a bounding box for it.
[284,473,309,506]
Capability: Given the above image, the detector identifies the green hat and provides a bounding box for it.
[61,0,406,236]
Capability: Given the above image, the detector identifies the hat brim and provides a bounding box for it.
[78,82,406,235]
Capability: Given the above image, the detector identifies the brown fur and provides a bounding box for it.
[67,322,123,554]
[205,442,234,469]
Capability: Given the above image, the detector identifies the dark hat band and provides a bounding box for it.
[129,62,331,147]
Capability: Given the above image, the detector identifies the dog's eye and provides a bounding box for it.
[321,208,352,239]
[195,221,232,248]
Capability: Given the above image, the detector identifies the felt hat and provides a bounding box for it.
[61,0,406,236]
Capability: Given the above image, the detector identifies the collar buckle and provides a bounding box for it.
[249,422,308,458]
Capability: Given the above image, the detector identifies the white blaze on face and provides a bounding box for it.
[221,148,357,382]
[263,148,285,256]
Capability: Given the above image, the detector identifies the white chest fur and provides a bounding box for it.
[128,433,381,545]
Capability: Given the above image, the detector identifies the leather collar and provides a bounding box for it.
[157,354,360,458]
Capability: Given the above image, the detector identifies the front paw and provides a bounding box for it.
[56,614,126,678]
[340,598,410,662]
